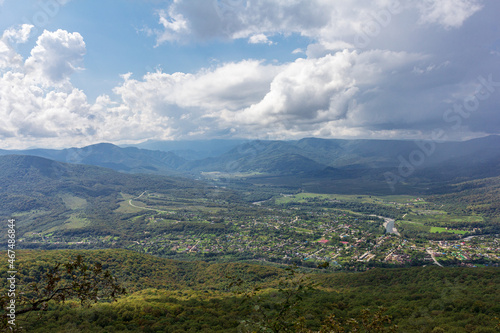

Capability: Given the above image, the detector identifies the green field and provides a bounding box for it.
[115,193,145,213]
[275,192,420,205]
[404,213,483,224]
[430,227,468,234]
[60,193,88,210]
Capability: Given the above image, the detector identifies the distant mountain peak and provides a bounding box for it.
[0,136,499,181]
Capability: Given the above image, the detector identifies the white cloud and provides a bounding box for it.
[0,26,282,147]
[0,24,33,69]
[155,7,190,44]
[1,0,498,150]
[152,0,484,47]
[113,60,279,112]
[1,22,495,148]
[24,29,86,86]
[0,70,95,141]
[8,42,425,146]
[102,53,429,142]
[102,60,282,140]
[417,0,483,29]
[225,52,357,127]
[248,33,273,45]
[0,28,95,147]
[3,24,33,43]
[220,49,427,135]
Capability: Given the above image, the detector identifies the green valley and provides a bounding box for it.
[0,142,499,332]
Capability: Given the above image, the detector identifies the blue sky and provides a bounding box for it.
[0,0,499,148]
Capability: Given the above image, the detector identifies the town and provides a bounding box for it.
[20,191,499,270]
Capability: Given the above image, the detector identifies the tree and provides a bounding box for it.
[230,265,397,333]
[303,307,398,333]
[230,265,317,333]
[1,255,126,332]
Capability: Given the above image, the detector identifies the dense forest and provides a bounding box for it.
[1,249,499,332]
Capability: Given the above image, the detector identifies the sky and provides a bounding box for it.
[0,0,499,149]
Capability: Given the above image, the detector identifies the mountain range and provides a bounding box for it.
[1,135,499,186]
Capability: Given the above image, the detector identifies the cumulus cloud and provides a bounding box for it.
[101,60,282,139]
[0,71,95,141]
[0,28,95,147]
[142,0,498,141]
[152,0,484,47]
[4,40,427,146]
[90,50,455,142]
[1,24,284,147]
[2,25,497,147]
[1,0,498,148]
[0,27,286,148]
[114,60,279,111]
[225,52,359,127]
[24,29,86,86]
[0,24,33,69]
[220,50,427,135]
[3,24,33,43]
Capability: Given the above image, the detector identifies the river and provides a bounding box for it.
[382,217,400,236]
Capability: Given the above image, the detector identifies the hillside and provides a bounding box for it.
[427,176,500,230]
[0,155,234,238]
[186,140,326,174]
[0,154,200,213]
[0,143,187,175]
[2,136,499,183]
[129,139,248,160]
[1,249,498,332]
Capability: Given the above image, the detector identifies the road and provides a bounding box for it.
[426,249,444,267]
[189,240,201,253]
[128,191,172,213]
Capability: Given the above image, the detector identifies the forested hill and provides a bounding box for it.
[428,176,500,223]
[0,154,211,216]
[1,249,499,332]
[1,136,499,179]
[0,143,187,175]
